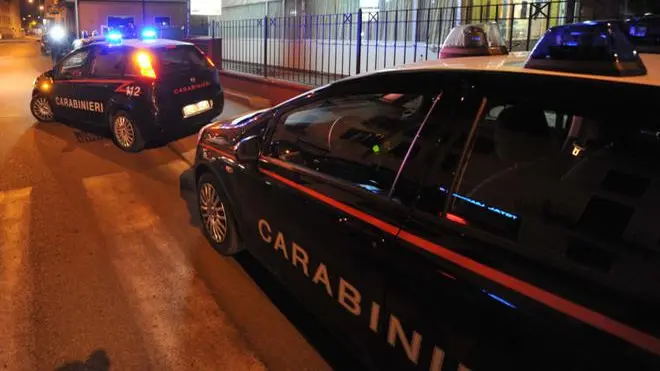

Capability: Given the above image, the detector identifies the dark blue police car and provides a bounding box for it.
[193,21,660,370]
[30,31,224,152]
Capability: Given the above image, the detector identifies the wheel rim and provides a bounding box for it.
[32,97,53,121]
[199,182,228,243]
[114,116,135,148]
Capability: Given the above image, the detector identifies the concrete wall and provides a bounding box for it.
[219,70,311,106]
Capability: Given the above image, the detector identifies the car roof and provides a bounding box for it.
[84,35,105,41]
[96,38,193,49]
[379,52,660,88]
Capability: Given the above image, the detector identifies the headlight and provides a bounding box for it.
[49,26,66,42]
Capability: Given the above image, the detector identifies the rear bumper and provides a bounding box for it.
[145,91,225,141]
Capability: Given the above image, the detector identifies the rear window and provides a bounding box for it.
[154,45,209,74]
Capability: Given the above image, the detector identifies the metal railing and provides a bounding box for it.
[211,1,618,87]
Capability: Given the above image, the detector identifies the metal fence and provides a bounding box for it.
[212,1,613,87]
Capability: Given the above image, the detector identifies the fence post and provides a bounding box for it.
[263,16,268,78]
[525,3,534,50]
[356,8,363,75]
[508,4,516,51]
[566,0,576,23]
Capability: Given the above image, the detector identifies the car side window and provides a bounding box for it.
[446,98,575,239]
[269,92,436,196]
[57,49,90,78]
[391,79,484,210]
[90,47,125,77]
[440,84,660,301]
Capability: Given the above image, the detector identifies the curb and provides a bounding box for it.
[224,89,271,109]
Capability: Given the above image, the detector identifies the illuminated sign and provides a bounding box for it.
[191,0,222,16]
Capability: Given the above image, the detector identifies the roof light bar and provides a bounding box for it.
[524,20,647,76]
[141,27,157,40]
[625,14,660,53]
[440,22,508,58]
[107,30,122,44]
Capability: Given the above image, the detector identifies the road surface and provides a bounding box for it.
[0,38,335,371]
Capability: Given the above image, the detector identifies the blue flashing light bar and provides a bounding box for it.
[141,28,157,39]
[525,20,647,76]
[107,31,122,44]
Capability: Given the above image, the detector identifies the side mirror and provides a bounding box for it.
[235,135,261,162]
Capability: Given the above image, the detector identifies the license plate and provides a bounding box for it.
[182,100,213,118]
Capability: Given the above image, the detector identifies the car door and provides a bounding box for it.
[51,47,95,123]
[385,72,660,371]
[236,72,445,369]
[86,45,129,124]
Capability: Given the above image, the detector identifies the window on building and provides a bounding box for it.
[154,16,170,27]
[107,16,135,29]
[107,16,136,37]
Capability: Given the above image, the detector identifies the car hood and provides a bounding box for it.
[202,108,270,144]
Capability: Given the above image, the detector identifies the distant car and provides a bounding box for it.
[193,21,660,371]
[39,34,50,56]
[30,36,224,152]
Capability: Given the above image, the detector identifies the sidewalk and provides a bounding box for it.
[224,89,271,109]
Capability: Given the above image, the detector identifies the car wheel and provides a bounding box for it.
[110,110,145,152]
[30,94,55,122]
[197,172,242,256]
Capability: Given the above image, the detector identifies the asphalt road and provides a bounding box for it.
[0,38,335,371]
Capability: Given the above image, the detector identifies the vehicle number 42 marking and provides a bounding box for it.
[125,86,142,97]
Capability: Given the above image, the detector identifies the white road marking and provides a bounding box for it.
[156,158,191,179]
[82,173,264,371]
[0,187,35,370]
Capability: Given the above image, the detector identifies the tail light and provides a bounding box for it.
[134,51,156,79]
[194,45,215,68]
[205,56,216,68]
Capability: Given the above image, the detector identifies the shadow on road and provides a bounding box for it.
[231,253,361,371]
[178,168,361,371]
[55,349,110,371]
[41,117,202,150]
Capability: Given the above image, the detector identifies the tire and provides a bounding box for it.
[197,172,242,256]
[30,94,55,122]
[110,110,145,152]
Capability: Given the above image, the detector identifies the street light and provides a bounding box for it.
[28,0,33,3]
[39,5,44,10]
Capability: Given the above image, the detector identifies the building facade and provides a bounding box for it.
[63,0,187,37]
[208,0,625,21]
[0,0,21,39]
